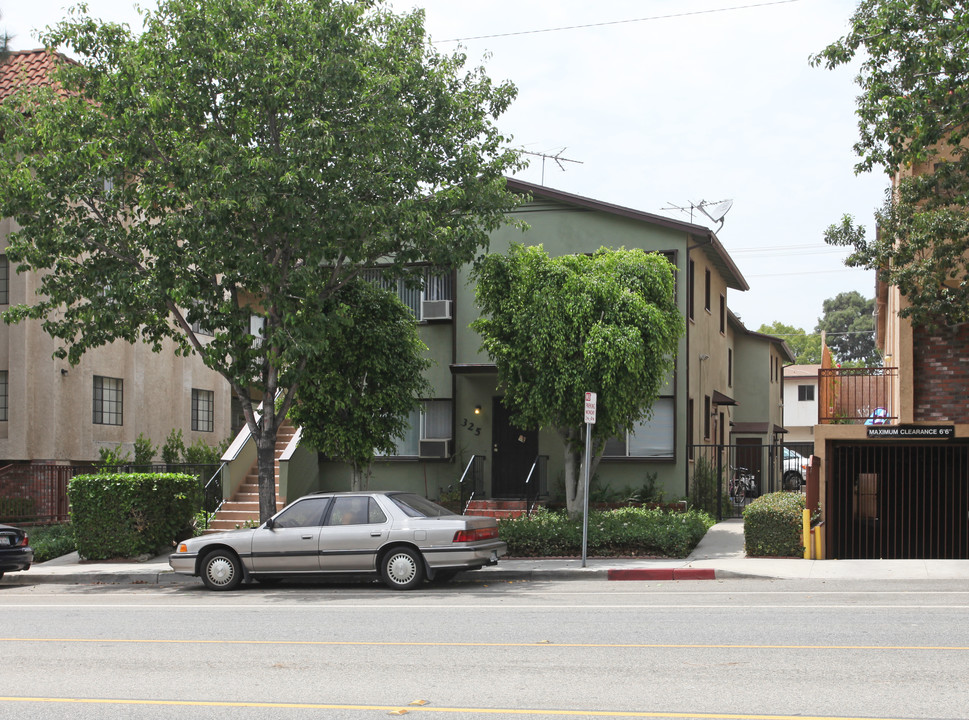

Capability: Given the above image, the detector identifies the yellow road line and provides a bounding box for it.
[2,637,968,651]
[0,696,922,720]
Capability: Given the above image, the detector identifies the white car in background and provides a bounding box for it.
[783,448,809,491]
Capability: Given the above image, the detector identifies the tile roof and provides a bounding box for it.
[0,49,66,102]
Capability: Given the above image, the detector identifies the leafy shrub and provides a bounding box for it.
[161,429,186,464]
[134,433,158,465]
[689,456,732,517]
[498,506,715,558]
[743,491,805,557]
[183,436,224,464]
[68,473,201,560]
[97,444,132,468]
[27,524,77,563]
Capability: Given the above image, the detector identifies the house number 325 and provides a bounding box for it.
[461,418,481,436]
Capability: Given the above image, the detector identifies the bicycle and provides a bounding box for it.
[729,466,757,505]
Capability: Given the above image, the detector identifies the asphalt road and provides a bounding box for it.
[1,577,968,720]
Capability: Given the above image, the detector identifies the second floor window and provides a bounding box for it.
[0,370,7,422]
[0,255,8,305]
[192,389,214,432]
[93,376,123,426]
[362,267,453,321]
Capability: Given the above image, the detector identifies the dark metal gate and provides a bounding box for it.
[827,442,969,559]
[690,441,813,520]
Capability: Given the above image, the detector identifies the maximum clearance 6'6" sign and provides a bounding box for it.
[866,425,955,440]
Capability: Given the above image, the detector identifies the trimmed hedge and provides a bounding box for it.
[743,491,805,557]
[68,473,200,560]
[498,506,715,558]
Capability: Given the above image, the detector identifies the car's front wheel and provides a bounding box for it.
[783,471,803,492]
[200,548,243,591]
[380,547,425,590]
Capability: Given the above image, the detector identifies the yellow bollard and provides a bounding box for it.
[814,523,823,559]
[803,509,811,559]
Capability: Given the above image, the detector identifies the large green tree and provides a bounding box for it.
[471,245,683,517]
[815,291,879,366]
[0,0,524,520]
[757,322,823,364]
[812,0,969,328]
[287,278,430,491]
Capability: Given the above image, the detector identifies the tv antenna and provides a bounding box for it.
[520,147,583,185]
[662,198,734,231]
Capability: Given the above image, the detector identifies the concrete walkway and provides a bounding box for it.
[7,518,969,586]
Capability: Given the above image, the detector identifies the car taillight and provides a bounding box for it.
[452,527,499,543]
[19,534,28,547]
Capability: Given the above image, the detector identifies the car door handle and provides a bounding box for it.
[370,532,382,537]
[302,535,313,540]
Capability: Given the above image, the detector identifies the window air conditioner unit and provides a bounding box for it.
[419,438,453,459]
[421,299,452,321]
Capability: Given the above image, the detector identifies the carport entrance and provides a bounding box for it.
[826,441,969,559]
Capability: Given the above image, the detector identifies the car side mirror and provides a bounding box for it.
[264,517,274,530]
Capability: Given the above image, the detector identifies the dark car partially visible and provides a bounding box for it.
[0,524,33,580]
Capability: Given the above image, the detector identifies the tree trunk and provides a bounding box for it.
[350,463,364,492]
[255,431,278,521]
[562,427,584,518]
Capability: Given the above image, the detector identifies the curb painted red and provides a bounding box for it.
[607,568,716,581]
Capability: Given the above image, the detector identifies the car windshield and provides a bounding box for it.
[390,493,456,518]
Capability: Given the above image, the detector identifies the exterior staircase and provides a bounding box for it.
[205,423,297,532]
[464,499,532,520]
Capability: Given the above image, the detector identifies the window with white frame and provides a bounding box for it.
[377,399,453,457]
[93,375,124,426]
[192,388,214,432]
[798,384,815,402]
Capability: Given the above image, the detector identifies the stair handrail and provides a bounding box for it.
[524,455,549,516]
[459,454,485,514]
[200,461,227,531]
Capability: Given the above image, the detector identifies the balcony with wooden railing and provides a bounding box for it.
[818,366,898,424]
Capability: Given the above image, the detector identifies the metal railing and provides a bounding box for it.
[689,442,814,521]
[0,462,221,525]
[0,463,73,524]
[524,455,548,514]
[818,366,898,424]
[458,455,485,513]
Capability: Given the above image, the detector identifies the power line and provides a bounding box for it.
[435,0,804,43]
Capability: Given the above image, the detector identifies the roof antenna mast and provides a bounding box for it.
[520,147,583,185]
[662,198,734,231]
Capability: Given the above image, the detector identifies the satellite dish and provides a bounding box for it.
[697,199,733,226]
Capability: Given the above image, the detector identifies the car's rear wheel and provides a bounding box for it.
[200,548,243,591]
[784,471,802,492]
[381,547,424,590]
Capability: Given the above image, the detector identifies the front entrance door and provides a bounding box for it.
[491,397,538,498]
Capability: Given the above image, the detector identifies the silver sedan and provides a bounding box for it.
[170,491,507,591]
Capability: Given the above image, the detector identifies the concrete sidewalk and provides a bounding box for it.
[7,519,969,587]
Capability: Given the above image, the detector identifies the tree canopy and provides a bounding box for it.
[287,278,430,490]
[757,322,823,365]
[812,0,969,328]
[815,291,879,366]
[471,245,683,516]
[0,0,524,519]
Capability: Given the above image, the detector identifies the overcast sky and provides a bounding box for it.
[2,0,886,333]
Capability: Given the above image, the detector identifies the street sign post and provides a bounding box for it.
[582,392,596,567]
